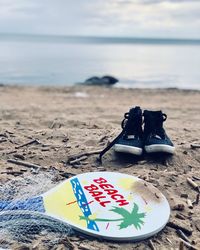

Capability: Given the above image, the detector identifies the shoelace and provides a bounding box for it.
[98,108,141,163]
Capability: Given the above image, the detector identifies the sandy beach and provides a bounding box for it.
[0,85,200,249]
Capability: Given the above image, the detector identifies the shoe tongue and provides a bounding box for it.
[144,110,165,139]
[145,110,163,124]
[144,110,162,118]
[123,107,142,138]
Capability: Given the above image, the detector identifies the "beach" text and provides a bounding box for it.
[84,177,129,207]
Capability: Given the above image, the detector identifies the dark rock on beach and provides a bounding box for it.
[83,75,118,86]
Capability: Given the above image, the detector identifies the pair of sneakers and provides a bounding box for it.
[99,106,175,161]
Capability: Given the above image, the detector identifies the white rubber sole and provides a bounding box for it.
[145,144,175,154]
[114,144,143,155]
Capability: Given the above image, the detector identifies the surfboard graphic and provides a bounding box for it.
[70,178,99,231]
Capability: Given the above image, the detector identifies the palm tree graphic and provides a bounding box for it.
[79,203,145,230]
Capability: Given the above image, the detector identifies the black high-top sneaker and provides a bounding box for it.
[99,106,143,162]
[143,110,175,154]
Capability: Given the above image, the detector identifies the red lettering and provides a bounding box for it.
[116,200,129,206]
[95,195,107,202]
[105,189,118,195]
[89,191,104,197]
[94,196,111,207]
[84,179,128,207]
[93,177,107,184]
[99,184,114,190]
[111,194,124,200]
[84,184,98,192]
[100,200,111,207]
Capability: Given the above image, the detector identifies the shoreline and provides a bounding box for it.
[1,83,200,92]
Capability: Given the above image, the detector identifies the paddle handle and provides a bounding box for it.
[0,196,45,213]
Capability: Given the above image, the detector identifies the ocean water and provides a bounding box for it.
[0,34,200,89]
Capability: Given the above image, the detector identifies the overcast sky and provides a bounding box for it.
[0,0,199,39]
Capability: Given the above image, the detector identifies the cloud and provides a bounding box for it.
[0,0,90,34]
[116,0,200,4]
[0,0,40,17]
[0,0,199,38]
[81,0,200,38]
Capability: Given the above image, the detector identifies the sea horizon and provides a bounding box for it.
[1,32,200,45]
[0,33,200,90]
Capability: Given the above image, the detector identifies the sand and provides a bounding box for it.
[0,85,200,249]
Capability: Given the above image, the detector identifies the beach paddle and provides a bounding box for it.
[0,172,170,241]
